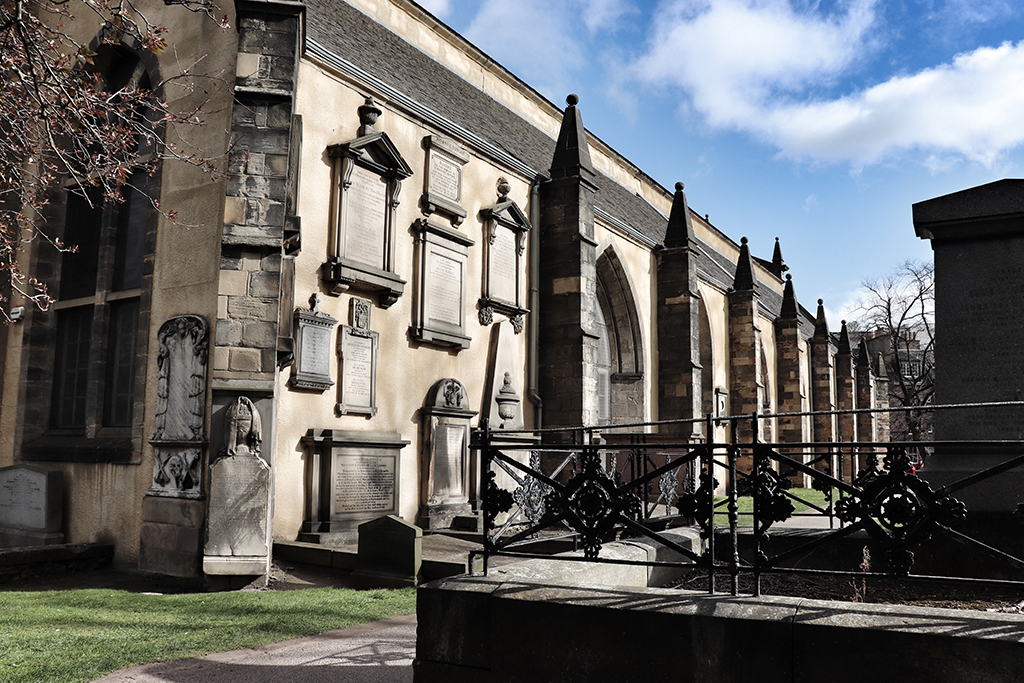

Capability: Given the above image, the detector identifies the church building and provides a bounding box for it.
[0,0,887,577]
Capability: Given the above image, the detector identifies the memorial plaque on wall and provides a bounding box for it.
[291,294,338,392]
[338,298,379,416]
[422,135,469,226]
[411,219,473,349]
[344,164,387,270]
[299,430,408,532]
[326,97,412,308]
[419,378,477,530]
[479,178,530,330]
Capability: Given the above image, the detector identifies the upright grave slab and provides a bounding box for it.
[350,514,422,588]
[0,465,63,547]
[419,378,477,529]
[914,179,1024,512]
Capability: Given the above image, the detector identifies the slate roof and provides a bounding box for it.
[304,0,817,336]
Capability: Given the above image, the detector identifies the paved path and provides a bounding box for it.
[90,614,416,683]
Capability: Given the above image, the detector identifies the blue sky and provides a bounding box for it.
[414,0,1024,324]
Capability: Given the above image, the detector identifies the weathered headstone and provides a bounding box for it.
[419,378,477,529]
[0,465,63,547]
[204,396,271,576]
[351,515,422,588]
[914,179,1024,511]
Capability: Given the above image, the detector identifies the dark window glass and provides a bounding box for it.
[113,173,149,291]
[104,299,140,426]
[52,307,94,428]
[59,191,103,300]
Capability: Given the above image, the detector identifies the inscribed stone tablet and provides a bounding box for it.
[433,423,466,500]
[345,164,386,270]
[299,324,331,377]
[428,150,461,202]
[205,455,270,557]
[427,251,463,326]
[343,332,374,408]
[334,455,396,514]
[489,227,517,304]
[0,466,60,532]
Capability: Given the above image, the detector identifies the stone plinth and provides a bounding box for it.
[914,179,1024,512]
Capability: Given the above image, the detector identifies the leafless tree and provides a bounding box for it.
[0,0,228,321]
[853,260,935,445]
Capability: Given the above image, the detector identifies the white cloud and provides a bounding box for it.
[630,0,1024,167]
[417,0,451,19]
[764,41,1024,166]
[464,0,631,98]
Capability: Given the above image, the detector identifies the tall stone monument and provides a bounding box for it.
[204,396,271,577]
[914,179,1024,512]
[419,378,477,529]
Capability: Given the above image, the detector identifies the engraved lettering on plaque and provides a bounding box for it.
[345,164,387,269]
[301,326,331,377]
[429,151,461,202]
[334,455,395,514]
[427,251,463,326]
[434,424,465,499]
[490,228,517,304]
[343,334,374,408]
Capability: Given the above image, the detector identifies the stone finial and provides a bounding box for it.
[496,177,511,200]
[838,319,852,355]
[779,273,799,320]
[876,352,889,379]
[813,298,829,339]
[857,339,871,368]
[664,181,696,249]
[770,237,788,278]
[550,93,596,181]
[732,236,755,291]
[309,292,321,314]
[358,96,382,136]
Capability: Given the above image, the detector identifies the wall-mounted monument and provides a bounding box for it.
[290,293,337,392]
[204,396,271,577]
[300,429,408,540]
[914,179,1024,512]
[0,464,63,547]
[479,178,530,333]
[411,219,473,349]
[420,378,478,529]
[326,97,413,308]
[421,135,469,227]
[338,297,379,416]
[140,315,208,577]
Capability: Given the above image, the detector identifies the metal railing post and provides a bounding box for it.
[729,419,740,597]
[751,412,761,598]
[706,412,716,594]
[480,418,493,576]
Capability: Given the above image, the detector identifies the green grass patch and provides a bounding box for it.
[0,587,416,683]
[713,487,832,525]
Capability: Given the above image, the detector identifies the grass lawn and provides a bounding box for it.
[713,487,833,525]
[0,586,416,683]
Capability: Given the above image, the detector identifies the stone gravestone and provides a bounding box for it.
[419,378,477,529]
[351,515,422,588]
[0,465,63,547]
[204,396,271,576]
[914,179,1024,512]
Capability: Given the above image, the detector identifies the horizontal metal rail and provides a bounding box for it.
[472,406,1024,598]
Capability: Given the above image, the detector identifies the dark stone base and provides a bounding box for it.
[139,495,206,578]
[419,503,472,530]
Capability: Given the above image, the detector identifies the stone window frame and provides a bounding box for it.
[18,40,162,464]
[594,243,645,425]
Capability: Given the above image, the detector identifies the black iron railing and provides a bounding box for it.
[470,402,1024,597]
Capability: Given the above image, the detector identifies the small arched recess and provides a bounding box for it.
[595,244,645,426]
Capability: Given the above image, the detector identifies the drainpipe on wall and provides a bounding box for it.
[528,175,544,430]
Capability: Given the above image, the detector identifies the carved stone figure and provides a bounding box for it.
[224,396,262,457]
